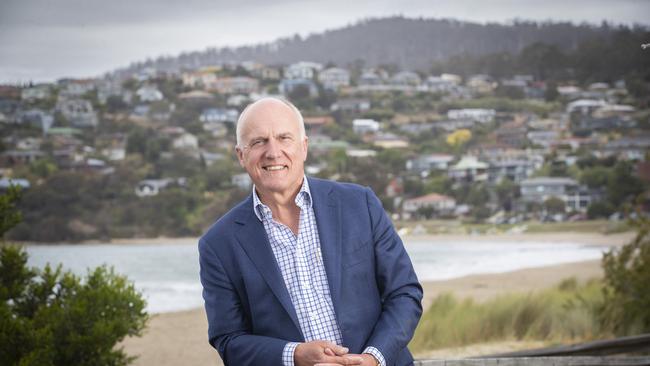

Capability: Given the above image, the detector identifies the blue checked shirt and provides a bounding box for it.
[252,178,386,366]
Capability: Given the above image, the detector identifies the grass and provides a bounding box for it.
[395,219,632,235]
[409,277,607,353]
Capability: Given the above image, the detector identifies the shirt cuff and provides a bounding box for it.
[363,346,386,366]
[282,342,300,366]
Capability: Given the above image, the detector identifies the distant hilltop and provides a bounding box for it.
[111,16,639,79]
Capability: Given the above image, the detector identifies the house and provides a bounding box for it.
[200,151,225,166]
[402,193,456,219]
[21,85,51,101]
[0,150,45,166]
[135,178,187,197]
[424,76,458,93]
[447,109,495,124]
[557,85,582,100]
[97,79,127,105]
[56,99,98,127]
[232,173,252,190]
[203,121,229,138]
[136,85,164,102]
[391,71,421,86]
[15,137,41,150]
[520,177,595,213]
[0,178,30,190]
[278,79,318,98]
[199,108,239,123]
[358,69,388,86]
[208,77,259,94]
[284,62,323,80]
[97,134,127,161]
[182,68,219,88]
[303,116,334,134]
[495,120,528,148]
[227,94,250,107]
[308,134,349,152]
[172,133,199,150]
[372,133,409,149]
[17,109,55,132]
[330,98,371,113]
[466,74,496,94]
[58,78,96,97]
[448,156,489,183]
[352,119,380,134]
[406,153,455,177]
[566,99,607,115]
[527,130,561,148]
[178,90,215,101]
[318,68,350,90]
[488,159,538,183]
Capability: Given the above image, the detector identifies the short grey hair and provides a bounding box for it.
[235,97,306,148]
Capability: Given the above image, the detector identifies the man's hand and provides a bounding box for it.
[294,341,363,366]
[315,353,378,366]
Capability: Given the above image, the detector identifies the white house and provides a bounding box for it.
[172,133,199,150]
[136,85,164,102]
[403,193,456,219]
[284,62,323,80]
[352,119,380,134]
[318,68,351,90]
[448,156,489,183]
[447,109,496,124]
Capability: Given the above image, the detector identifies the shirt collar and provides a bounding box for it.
[252,176,312,222]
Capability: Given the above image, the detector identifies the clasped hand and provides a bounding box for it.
[294,340,378,366]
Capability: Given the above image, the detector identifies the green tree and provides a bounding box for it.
[544,197,566,215]
[0,247,148,366]
[0,188,148,365]
[601,215,650,335]
[0,186,22,238]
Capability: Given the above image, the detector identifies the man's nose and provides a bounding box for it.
[264,138,282,158]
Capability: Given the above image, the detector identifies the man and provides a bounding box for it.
[199,98,422,366]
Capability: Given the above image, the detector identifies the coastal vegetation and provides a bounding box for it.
[410,215,650,353]
[0,188,148,366]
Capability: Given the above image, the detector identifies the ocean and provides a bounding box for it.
[25,239,609,314]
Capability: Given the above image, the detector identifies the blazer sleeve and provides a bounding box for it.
[199,238,288,366]
[362,187,424,364]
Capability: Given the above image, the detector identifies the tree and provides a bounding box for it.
[0,247,148,366]
[0,186,22,238]
[544,197,566,215]
[0,188,148,366]
[600,214,650,335]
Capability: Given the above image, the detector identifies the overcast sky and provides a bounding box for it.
[1,0,648,83]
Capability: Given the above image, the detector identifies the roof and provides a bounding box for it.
[406,193,455,204]
[521,177,578,186]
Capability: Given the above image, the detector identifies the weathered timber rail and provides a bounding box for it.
[414,333,650,366]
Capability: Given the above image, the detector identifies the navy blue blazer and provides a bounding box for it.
[199,177,423,366]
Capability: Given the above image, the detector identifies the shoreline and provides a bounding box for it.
[121,258,609,366]
[19,231,635,247]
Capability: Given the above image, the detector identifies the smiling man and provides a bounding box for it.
[198,98,423,366]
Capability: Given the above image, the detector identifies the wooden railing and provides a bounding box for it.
[415,333,650,366]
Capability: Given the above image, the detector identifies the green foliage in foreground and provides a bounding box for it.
[409,278,604,353]
[0,246,148,366]
[601,215,650,335]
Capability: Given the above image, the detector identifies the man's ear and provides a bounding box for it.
[235,146,245,167]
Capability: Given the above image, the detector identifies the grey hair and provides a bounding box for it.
[235,97,306,148]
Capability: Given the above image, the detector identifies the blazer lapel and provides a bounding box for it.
[309,178,343,318]
[233,196,302,335]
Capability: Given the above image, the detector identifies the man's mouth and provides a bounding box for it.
[263,165,287,171]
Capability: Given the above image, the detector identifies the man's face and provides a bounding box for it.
[236,100,308,198]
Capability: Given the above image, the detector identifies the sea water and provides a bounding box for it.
[25,239,609,313]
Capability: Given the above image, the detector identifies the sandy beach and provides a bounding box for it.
[119,232,635,365]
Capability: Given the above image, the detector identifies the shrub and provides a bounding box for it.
[0,246,148,366]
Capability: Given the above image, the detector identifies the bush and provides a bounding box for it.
[0,246,148,366]
[600,215,650,335]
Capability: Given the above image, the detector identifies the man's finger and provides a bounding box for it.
[325,345,349,356]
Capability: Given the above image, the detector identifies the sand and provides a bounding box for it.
[119,232,635,366]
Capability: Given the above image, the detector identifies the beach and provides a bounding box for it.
[119,232,634,366]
